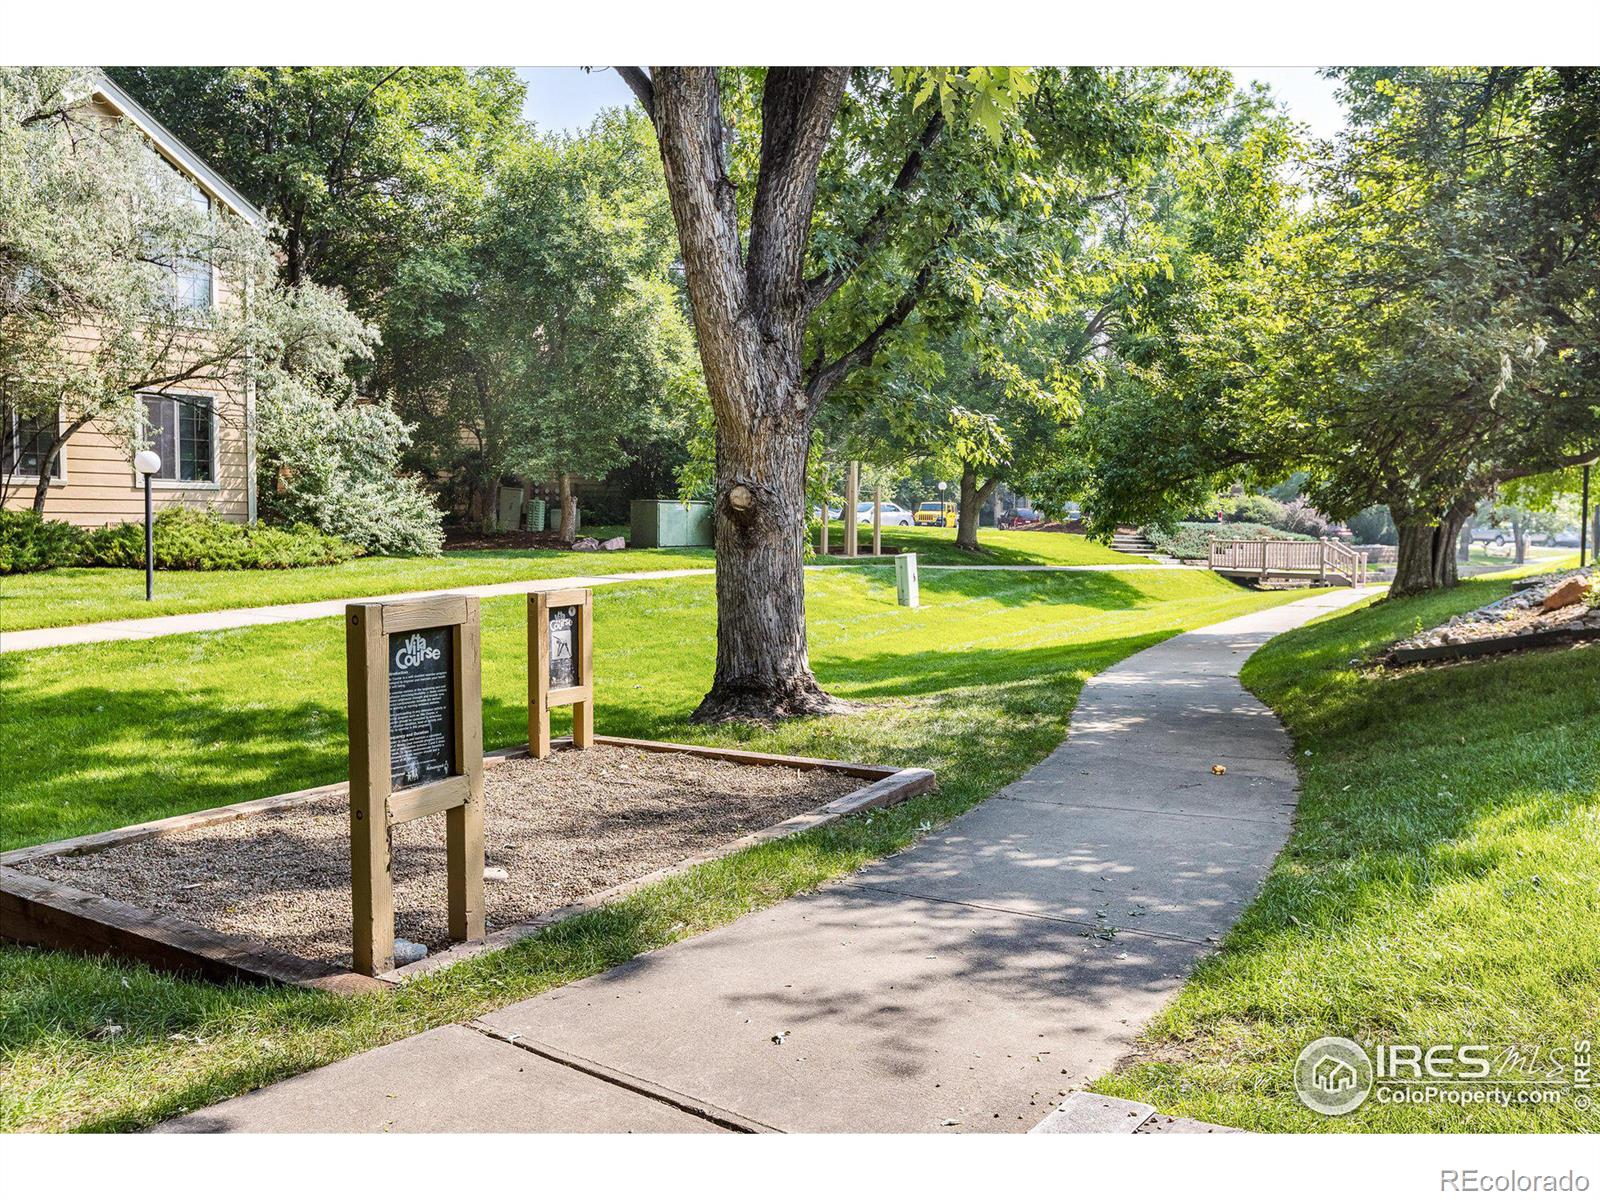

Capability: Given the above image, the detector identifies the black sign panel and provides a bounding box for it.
[548,605,578,688]
[389,626,455,790]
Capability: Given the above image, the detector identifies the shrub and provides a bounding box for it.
[1348,504,1398,546]
[1278,496,1335,537]
[0,510,84,574]
[80,508,358,571]
[1142,521,1316,560]
[257,391,443,556]
[1221,494,1287,527]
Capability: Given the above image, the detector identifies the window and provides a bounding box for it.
[1,403,62,480]
[168,253,213,310]
[159,176,214,310]
[143,394,214,483]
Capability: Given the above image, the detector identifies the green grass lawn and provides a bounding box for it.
[0,544,713,634]
[1092,571,1600,1133]
[0,565,1298,1131]
[0,529,1137,633]
[813,523,1145,566]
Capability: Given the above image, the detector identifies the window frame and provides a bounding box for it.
[2,402,68,486]
[137,391,220,490]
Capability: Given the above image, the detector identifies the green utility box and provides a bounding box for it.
[630,499,713,548]
[526,498,546,532]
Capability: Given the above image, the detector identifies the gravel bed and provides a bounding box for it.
[20,746,861,968]
[1388,568,1598,654]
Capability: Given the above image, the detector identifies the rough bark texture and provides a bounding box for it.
[955,466,999,552]
[649,67,853,724]
[558,472,577,543]
[1392,502,1474,597]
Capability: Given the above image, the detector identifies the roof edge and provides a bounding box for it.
[92,71,266,228]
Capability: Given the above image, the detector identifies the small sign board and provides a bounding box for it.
[547,604,579,689]
[346,594,484,976]
[389,626,456,790]
[529,588,594,759]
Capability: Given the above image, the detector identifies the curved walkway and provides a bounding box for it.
[1,560,1189,653]
[159,586,1378,1134]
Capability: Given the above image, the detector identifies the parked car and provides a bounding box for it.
[1470,526,1511,546]
[914,501,958,527]
[999,506,1043,529]
[1551,529,1583,548]
[812,505,842,521]
[855,501,913,526]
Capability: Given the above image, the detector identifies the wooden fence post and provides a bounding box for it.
[844,460,860,558]
[873,482,883,557]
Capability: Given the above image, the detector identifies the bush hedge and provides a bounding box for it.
[1143,521,1316,561]
[85,509,360,571]
[2,508,361,575]
[0,511,85,574]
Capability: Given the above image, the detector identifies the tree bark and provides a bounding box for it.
[649,67,853,723]
[1512,516,1526,564]
[1393,521,1445,596]
[1392,501,1475,596]
[954,466,999,552]
[558,472,577,543]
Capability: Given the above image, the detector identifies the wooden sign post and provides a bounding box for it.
[345,594,484,976]
[529,587,595,759]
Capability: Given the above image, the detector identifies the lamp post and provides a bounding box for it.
[1580,464,1591,571]
[133,450,160,600]
[937,480,948,527]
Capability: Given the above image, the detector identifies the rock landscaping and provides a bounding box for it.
[1386,569,1599,660]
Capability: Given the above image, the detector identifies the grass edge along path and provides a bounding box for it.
[1,567,1301,1132]
[1090,565,1600,1133]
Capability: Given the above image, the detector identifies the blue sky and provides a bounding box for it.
[517,66,1347,139]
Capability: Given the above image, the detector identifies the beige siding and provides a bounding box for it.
[3,388,250,528]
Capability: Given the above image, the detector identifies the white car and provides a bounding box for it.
[856,501,913,526]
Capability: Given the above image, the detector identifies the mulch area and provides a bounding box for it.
[20,746,861,969]
[443,528,586,552]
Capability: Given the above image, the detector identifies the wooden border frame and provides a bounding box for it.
[346,594,484,975]
[528,588,594,759]
[0,740,935,992]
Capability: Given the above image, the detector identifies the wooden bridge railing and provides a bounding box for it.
[1208,537,1367,585]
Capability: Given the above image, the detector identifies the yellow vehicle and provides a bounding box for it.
[914,501,958,527]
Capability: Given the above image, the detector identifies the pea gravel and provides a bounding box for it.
[21,746,861,968]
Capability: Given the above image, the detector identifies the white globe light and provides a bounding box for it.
[133,449,161,475]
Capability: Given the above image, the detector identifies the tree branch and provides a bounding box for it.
[804,109,945,313]
[804,257,937,404]
[745,68,850,320]
[615,68,656,124]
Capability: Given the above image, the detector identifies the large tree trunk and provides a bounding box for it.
[1393,522,1446,595]
[557,472,577,543]
[649,67,853,723]
[1513,516,1527,564]
[1392,501,1475,597]
[954,466,999,552]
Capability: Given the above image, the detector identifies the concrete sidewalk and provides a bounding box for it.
[0,568,716,653]
[1,561,1192,653]
[157,587,1378,1134]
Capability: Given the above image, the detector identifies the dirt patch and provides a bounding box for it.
[20,746,860,969]
[443,528,616,552]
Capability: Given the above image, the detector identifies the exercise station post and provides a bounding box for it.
[529,587,595,758]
